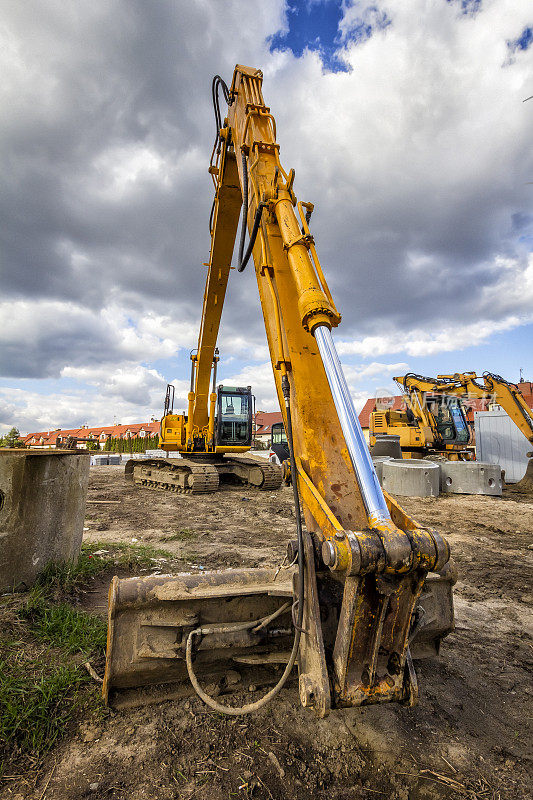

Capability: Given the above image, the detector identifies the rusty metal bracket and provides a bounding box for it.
[332,569,426,707]
[283,233,315,251]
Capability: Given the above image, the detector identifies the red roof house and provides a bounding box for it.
[253,411,283,441]
[24,421,160,449]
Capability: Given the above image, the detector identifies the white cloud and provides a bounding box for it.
[336,317,524,358]
[343,361,408,380]
[0,0,531,429]
[0,300,184,378]
[61,364,166,405]
[0,385,158,435]
[218,362,279,412]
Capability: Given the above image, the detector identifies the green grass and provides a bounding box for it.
[181,548,202,562]
[165,528,196,542]
[0,637,91,769]
[0,540,178,773]
[21,595,107,655]
[33,540,175,597]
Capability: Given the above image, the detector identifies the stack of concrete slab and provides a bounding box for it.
[91,454,109,466]
[382,459,440,498]
[440,461,502,496]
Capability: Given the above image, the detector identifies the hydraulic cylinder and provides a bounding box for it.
[314,325,391,527]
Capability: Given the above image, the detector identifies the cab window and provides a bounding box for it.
[217,391,252,445]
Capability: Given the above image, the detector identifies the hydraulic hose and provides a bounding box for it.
[212,75,230,147]
[237,149,267,272]
[185,374,305,715]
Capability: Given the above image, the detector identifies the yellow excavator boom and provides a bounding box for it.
[104,65,455,715]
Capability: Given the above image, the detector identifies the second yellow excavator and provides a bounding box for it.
[370,371,533,474]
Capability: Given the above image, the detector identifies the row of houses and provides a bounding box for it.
[24,421,160,449]
[23,412,283,450]
[25,415,280,450]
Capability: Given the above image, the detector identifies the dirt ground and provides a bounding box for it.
[10,466,533,800]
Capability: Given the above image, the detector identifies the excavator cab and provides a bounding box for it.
[270,422,290,465]
[426,394,470,445]
[216,386,253,447]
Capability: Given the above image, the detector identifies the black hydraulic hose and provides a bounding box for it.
[184,374,305,715]
[212,75,230,142]
[282,374,306,631]
[237,149,267,272]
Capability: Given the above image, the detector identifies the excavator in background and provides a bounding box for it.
[268,421,291,483]
[370,371,533,473]
[370,376,472,460]
[104,65,455,716]
[125,355,283,493]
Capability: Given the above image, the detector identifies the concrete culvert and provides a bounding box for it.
[371,455,392,486]
[0,449,90,592]
[371,434,402,459]
[382,458,440,498]
[439,461,502,496]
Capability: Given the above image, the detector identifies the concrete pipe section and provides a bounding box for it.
[382,458,440,498]
[370,434,403,460]
[0,449,90,592]
[371,455,393,486]
[440,461,502,497]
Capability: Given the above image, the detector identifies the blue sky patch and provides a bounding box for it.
[508,26,533,52]
[446,0,482,16]
[268,1,391,71]
[269,0,349,72]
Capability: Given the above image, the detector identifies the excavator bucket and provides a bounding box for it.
[507,457,533,494]
[103,567,295,709]
[103,558,456,711]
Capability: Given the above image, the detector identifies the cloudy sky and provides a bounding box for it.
[1,0,532,435]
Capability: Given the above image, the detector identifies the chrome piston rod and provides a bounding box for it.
[314,325,391,526]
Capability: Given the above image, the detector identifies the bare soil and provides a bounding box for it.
[8,466,533,800]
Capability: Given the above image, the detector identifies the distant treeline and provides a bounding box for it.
[103,435,159,453]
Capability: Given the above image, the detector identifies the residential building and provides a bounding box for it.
[253,411,283,447]
[23,421,160,449]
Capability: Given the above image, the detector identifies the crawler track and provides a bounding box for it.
[126,456,282,494]
[228,457,284,490]
[130,459,219,494]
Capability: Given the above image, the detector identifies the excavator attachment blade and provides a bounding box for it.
[507,458,533,494]
[103,568,295,709]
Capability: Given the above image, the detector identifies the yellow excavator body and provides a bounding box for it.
[104,65,456,715]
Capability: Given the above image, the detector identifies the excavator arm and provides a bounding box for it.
[186,144,243,443]
[104,66,455,715]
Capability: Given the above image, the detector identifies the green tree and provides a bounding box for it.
[1,427,23,447]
